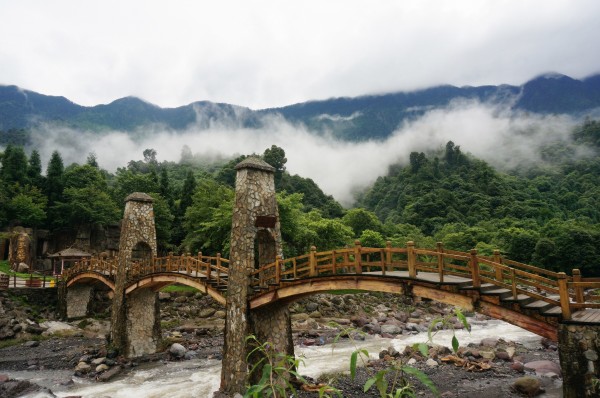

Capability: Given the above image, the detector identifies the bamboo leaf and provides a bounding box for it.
[452,335,459,353]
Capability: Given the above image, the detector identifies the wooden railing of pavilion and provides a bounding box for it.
[250,241,600,321]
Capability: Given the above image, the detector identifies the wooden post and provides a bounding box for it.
[572,269,584,304]
[309,246,317,277]
[407,241,416,278]
[493,249,502,282]
[380,248,386,276]
[275,255,281,284]
[168,252,173,272]
[511,268,518,300]
[332,251,337,274]
[469,249,480,288]
[436,242,444,283]
[354,240,362,274]
[385,241,392,273]
[557,272,571,320]
[216,253,222,284]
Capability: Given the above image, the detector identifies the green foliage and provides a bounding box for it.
[244,335,337,398]
[334,323,439,398]
[343,208,384,237]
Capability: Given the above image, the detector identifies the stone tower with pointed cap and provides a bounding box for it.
[110,192,158,357]
[220,157,293,395]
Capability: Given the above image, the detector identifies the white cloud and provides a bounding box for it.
[30,102,582,207]
[1,1,599,109]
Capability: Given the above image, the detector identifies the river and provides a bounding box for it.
[6,319,560,398]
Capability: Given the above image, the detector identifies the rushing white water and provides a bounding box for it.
[5,319,548,398]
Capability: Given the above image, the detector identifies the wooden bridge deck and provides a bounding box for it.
[61,242,600,330]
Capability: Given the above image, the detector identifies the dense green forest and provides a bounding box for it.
[1,120,599,275]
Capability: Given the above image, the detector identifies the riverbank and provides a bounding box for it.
[0,290,562,397]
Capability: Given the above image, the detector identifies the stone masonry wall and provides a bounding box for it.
[66,285,93,319]
[558,323,600,397]
[127,288,160,357]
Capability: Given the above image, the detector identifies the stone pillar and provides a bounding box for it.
[559,323,600,397]
[66,284,94,319]
[127,288,161,357]
[110,192,158,357]
[220,157,291,395]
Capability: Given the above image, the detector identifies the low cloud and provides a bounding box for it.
[30,100,583,206]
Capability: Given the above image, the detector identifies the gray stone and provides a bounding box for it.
[23,340,39,347]
[381,324,402,335]
[169,343,186,358]
[75,362,91,373]
[95,364,110,372]
[91,357,106,365]
[17,263,29,273]
[426,358,438,367]
[97,365,122,382]
[584,349,598,361]
[524,360,561,376]
[198,308,216,318]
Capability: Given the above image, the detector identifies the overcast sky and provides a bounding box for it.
[1,0,599,110]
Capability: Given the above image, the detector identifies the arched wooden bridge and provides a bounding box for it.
[63,241,600,340]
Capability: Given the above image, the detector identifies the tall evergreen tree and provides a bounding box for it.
[46,150,65,208]
[0,145,28,188]
[27,149,45,189]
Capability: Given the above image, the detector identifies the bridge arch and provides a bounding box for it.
[248,274,558,341]
[66,272,115,291]
[125,273,225,305]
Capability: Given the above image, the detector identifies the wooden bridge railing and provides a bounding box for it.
[63,257,118,281]
[251,241,600,321]
[128,252,229,288]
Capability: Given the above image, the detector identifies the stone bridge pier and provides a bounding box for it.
[65,284,94,319]
[110,192,159,357]
[559,323,600,397]
[220,157,292,396]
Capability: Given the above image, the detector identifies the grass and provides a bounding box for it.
[0,334,52,349]
[0,260,44,279]
[160,284,199,293]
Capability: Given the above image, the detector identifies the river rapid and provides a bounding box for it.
[6,318,557,398]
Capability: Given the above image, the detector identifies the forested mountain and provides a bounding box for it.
[1,120,599,275]
[2,73,600,143]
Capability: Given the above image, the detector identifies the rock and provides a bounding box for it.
[426,358,438,367]
[511,361,525,372]
[292,313,309,321]
[363,323,381,334]
[387,346,399,357]
[95,364,110,372]
[158,292,171,301]
[512,376,542,396]
[75,362,91,373]
[97,365,122,382]
[91,357,106,365]
[17,263,29,273]
[407,358,417,365]
[174,296,188,303]
[214,311,226,319]
[305,302,319,312]
[198,308,216,318]
[0,374,9,382]
[524,360,561,376]
[495,351,511,361]
[480,338,498,347]
[169,343,186,358]
[23,340,39,347]
[309,311,322,318]
[381,324,402,335]
[25,324,46,335]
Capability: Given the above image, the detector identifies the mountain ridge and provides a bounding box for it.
[2,72,600,140]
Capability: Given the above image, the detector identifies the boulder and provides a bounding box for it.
[17,263,29,273]
[95,364,110,373]
[524,360,561,376]
[97,365,122,382]
[198,308,216,318]
[512,376,542,396]
[75,362,91,373]
[169,343,187,358]
[381,324,402,335]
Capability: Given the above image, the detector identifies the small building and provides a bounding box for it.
[48,248,92,275]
